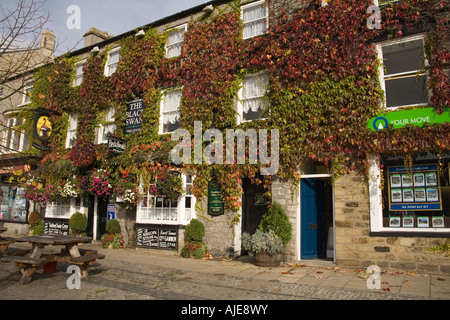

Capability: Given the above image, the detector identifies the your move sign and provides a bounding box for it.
[368,107,449,131]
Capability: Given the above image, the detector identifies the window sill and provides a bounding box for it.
[370,229,450,238]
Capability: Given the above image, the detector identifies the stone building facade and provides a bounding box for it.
[2,0,449,274]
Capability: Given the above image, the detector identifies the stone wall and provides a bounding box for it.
[271,177,298,261]
[197,198,239,257]
[335,172,450,274]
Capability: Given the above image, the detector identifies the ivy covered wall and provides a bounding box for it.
[15,0,449,220]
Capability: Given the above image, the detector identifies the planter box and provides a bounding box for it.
[43,261,57,274]
[255,252,282,267]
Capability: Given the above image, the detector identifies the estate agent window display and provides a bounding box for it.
[380,152,450,231]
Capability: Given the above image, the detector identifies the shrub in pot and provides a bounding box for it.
[182,219,207,259]
[69,212,88,236]
[258,201,292,247]
[102,219,124,249]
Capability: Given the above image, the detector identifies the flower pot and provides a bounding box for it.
[43,261,57,274]
[255,252,282,267]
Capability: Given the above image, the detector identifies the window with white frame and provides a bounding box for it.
[22,81,33,104]
[238,72,269,122]
[105,47,120,77]
[66,113,78,148]
[73,60,86,87]
[159,88,181,134]
[241,0,268,39]
[46,197,83,219]
[98,108,116,144]
[369,152,450,234]
[166,24,187,58]
[137,172,195,225]
[5,118,23,151]
[377,35,428,109]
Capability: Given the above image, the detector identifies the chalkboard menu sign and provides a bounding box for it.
[136,225,178,250]
[44,219,69,235]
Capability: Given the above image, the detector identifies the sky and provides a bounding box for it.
[31,0,211,55]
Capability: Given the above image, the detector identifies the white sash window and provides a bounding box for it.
[242,0,268,39]
[166,24,187,58]
[159,88,181,134]
[238,72,269,122]
[137,172,195,225]
[105,48,120,77]
[66,113,78,148]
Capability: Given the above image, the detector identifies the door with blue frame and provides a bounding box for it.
[301,178,326,259]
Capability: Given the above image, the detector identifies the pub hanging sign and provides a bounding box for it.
[208,179,224,216]
[124,99,144,134]
[108,137,126,154]
[32,108,58,150]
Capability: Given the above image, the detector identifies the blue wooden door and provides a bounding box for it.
[301,179,326,259]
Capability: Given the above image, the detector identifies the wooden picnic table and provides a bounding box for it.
[0,227,10,255]
[0,235,104,285]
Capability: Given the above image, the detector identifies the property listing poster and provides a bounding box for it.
[388,164,442,211]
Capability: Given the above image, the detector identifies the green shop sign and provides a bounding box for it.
[208,179,224,216]
[368,107,449,131]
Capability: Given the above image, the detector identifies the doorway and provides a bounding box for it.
[300,178,333,260]
[96,196,109,240]
[242,178,269,247]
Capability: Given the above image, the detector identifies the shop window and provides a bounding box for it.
[377,35,428,109]
[45,198,82,219]
[104,47,120,77]
[98,108,116,144]
[238,72,269,123]
[0,186,28,222]
[370,152,450,233]
[242,0,268,39]
[137,172,195,225]
[159,88,181,134]
[73,60,86,87]
[165,24,187,58]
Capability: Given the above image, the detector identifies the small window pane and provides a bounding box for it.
[385,75,427,108]
[382,39,424,75]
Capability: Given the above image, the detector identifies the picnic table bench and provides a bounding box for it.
[0,256,47,285]
[0,235,104,285]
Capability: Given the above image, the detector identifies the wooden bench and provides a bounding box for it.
[61,247,98,255]
[0,241,10,254]
[69,254,105,278]
[2,248,30,257]
[0,256,47,285]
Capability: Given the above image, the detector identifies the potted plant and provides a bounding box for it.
[181,219,208,259]
[258,201,292,247]
[242,229,284,267]
[101,219,124,249]
[69,212,88,236]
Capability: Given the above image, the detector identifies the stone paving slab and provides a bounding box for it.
[0,242,448,303]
